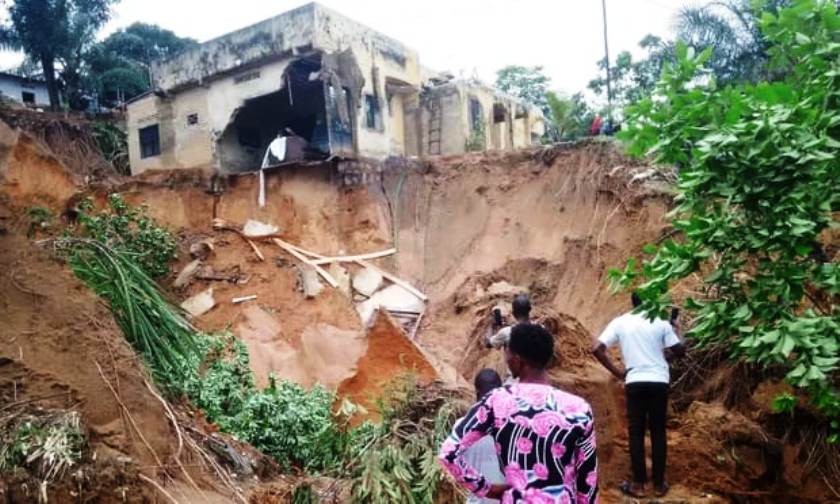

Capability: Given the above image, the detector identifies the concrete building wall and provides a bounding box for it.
[314,4,421,159]
[152,4,317,92]
[0,76,49,107]
[127,94,177,174]
[126,3,543,173]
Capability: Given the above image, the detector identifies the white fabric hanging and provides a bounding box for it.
[258,137,287,208]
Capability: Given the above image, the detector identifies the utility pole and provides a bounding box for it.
[601,0,613,124]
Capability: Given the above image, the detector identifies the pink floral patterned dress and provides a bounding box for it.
[438,383,598,503]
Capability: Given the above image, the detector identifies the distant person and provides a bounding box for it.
[461,369,505,504]
[485,293,532,349]
[440,324,599,503]
[591,292,685,498]
[590,115,603,136]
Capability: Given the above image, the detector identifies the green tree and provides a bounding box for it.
[588,35,674,111]
[495,65,551,115]
[546,91,591,139]
[0,0,116,110]
[675,0,790,84]
[87,23,197,106]
[615,0,840,434]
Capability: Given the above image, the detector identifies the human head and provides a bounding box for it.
[504,323,554,378]
[631,292,642,308]
[473,368,502,400]
[512,293,532,321]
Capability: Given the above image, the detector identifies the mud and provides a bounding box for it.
[0,112,834,502]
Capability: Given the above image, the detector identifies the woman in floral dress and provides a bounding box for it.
[439,324,599,503]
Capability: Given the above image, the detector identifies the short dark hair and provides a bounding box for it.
[474,368,502,398]
[509,323,553,369]
[631,292,642,308]
[512,293,532,319]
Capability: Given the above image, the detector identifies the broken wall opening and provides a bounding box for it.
[216,57,330,173]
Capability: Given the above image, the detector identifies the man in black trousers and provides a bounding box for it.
[592,293,686,498]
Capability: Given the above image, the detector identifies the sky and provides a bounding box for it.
[0,0,695,97]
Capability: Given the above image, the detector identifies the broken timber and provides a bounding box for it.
[271,238,339,288]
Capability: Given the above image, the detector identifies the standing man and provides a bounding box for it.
[462,369,505,504]
[440,324,599,503]
[591,293,685,498]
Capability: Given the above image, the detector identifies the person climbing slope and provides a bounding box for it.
[440,324,599,503]
[591,292,686,498]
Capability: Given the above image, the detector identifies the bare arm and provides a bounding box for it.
[591,342,625,380]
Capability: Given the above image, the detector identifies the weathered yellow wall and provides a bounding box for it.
[126,95,177,175]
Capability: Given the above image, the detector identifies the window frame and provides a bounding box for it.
[139,124,161,159]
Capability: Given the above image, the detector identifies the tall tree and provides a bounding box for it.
[495,65,551,115]
[588,34,674,112]
[675,0,790,84]
[87,23,197,106]
[0,0,116,110]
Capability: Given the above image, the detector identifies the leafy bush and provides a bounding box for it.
[181,334,349,472]
[64,195,193,384]
[615,0,839,436]
[77,194,176,279]
[346,375,466,504]
[91,121,129,176]
[26,206,53,237]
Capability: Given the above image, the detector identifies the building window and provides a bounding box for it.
[364,94,382,131]
[187,113,199,126]
[139,124,161,159]
[21,91,35,104]
[469,98,483,132]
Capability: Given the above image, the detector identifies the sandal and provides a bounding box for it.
[619,480,647,498]
[654,483,670,498]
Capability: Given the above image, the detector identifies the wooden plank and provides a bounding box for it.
[311,248,397,265]
[354,259,427,301]
[272,238,338,288]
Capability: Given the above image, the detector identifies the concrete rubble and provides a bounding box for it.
[352,266,383,297]
[181,287,216,317]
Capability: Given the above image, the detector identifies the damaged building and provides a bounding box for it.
[125,2,544,175]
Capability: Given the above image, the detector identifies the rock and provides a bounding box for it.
[301,266,324,298]
[356,284,425,326]
[180,287,215,317]
[352,266,383,296]
[243,219,278,237]
[173,259,202,288]
[330,263,352,297]
[189,239,214,260]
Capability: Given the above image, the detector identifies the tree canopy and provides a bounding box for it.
[87,22,197,106]
[615,0,840,436]
[0,0,116,109]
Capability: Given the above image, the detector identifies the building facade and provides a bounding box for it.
[126,3,544,175]
[0,73,50,108]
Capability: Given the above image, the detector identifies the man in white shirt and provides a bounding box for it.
[592,293,685,499]
[461,369,505,504]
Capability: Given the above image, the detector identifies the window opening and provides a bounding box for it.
[139,124,161,158]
